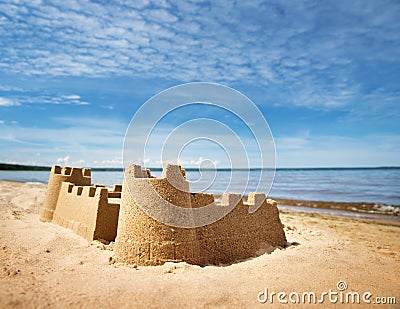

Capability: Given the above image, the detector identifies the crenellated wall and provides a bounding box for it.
[114,164,287,266]
[40,165,121,242]
[52,182,120,241]
[196,193,285,265]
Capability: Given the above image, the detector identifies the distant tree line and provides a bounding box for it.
[0,163,123,172]
[0,163,51,171]
[1,163,397,172]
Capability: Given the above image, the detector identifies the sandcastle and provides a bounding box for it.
[40,164,287,266]
[40,165,121,242]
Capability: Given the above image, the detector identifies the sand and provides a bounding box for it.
[273,198,400,216]
[0,180,399,308]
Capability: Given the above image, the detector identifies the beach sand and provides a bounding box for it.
[0,180,399,308]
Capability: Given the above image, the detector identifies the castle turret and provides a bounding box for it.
[39,165,91,222]
[114,164,202,265]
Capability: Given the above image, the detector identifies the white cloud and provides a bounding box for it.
[0,0,397,101]
[276,134,400,167]
[62,94,80,100]
[0,116,126,167]
[56,155,70,164]
[6,94,90,106]
[0,97,20,106]
[72,159,85,165]
[1,81,88,108]
[0,0,398,174]
[93,159,122,165]
[145,9,178,23]
[0,85,24,91]
[275,136,309,150]
[1,111,398,167]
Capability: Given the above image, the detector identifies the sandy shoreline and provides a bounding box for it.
[213,194,400,218]
[273,198,400,217]
[1,180,399,308]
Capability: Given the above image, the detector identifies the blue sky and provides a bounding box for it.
[0,0,399,168]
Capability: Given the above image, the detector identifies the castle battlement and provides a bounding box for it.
[40,165,121,242]
[52,182,119,242]
[126,164,151,178]
[40,164,287,266]
[108,184,122,199]
[40,165,92,222]
[220,192,242,206]
[51,165,92,178]
[64,183,104,197]
[114,164,287,266]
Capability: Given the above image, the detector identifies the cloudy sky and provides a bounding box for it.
[0,0,399,168]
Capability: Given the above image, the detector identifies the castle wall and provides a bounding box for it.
[196,194,286,265]
[41,164,286,266]
[114,164,287,266]
[52,182,120,242]
[40,165,91,222]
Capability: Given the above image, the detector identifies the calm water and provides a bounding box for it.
[1,168,399,206]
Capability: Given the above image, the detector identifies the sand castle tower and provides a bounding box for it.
[40,165,91,222]
[114,164,287,266]
[114,164,202,265]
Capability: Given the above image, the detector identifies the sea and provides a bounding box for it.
[1,168,399,207]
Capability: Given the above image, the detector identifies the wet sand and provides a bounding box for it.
[1,180,399,308]
[273,197,399,217]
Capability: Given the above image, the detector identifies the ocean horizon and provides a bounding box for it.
[2,162,400,172]
[1,167,399,207]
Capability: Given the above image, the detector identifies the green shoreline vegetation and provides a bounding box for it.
[0,163,120,172]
